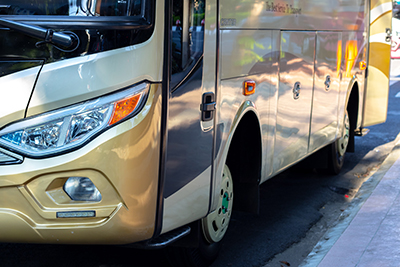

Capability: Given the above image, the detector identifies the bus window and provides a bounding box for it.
[171,0,204,86]
[0,0,154,61]
[0,0,143,17]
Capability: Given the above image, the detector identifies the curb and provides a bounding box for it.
[300,132,400,267]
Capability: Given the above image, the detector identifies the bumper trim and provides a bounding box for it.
[131,225,191,249]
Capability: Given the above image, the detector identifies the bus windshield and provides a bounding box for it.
[0,0,143,17]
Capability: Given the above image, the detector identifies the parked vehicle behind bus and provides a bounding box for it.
[0,0,392,266]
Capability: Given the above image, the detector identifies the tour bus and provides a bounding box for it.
[0,0,392,266]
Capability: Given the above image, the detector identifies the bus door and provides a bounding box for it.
[162,0,215,232]
[274,31,315,172]
[363,0,392,127]
[309,32,342,152]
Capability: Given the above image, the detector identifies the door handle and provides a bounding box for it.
[293,82,301,100]
[324,75,331,91]
[200,92,216,121]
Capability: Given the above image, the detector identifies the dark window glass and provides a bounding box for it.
[171,0,204,81]
[0,0,143,17]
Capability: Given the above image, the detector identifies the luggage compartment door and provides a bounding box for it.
[274,31,315,172]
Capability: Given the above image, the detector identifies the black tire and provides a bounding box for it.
[327,138,345,174]
[166,165,233,267]
[165,224,222,267]
[327,110,350,174]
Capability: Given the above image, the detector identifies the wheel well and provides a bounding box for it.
[347,83,359,153]
[226,111,262,214]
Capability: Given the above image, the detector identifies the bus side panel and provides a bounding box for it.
[363,0,392,127]
[219,0,366,32]
[220,30,273,80]
[264,30,281,180]
[217,29,274,185]
[309,32,342,152]
[273,31,315,173]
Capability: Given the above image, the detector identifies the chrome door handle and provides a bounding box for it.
[324,75,331,91]
[293,82,301,100]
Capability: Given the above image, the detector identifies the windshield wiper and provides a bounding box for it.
[0,18,78,50]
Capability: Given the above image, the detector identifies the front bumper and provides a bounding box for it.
[0,84,162,244]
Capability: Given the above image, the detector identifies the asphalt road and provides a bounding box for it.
[2,62,400,267]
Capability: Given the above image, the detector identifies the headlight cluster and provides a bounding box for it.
[0,82,149,158]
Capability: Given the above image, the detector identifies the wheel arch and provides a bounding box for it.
[224,108,262,214]
[345,80,359,153]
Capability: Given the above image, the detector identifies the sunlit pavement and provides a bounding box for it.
[300,60,400,267]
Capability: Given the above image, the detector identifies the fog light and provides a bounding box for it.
[63,177,102,201]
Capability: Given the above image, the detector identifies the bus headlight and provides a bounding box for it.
[64,177,102,202]
[0,82,149,158]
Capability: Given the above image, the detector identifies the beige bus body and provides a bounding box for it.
[0,1,165,243]
[0,0,391,258]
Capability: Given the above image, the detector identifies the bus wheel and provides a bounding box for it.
[167,165,233,267]
[202,164,233,244]
[328,110,350,174]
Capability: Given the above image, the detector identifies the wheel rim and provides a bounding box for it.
[202,165,233,243]
[337,111,350,157]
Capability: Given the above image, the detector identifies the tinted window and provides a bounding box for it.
[0,0,154,62]
[0,0,143,17]
[171,0,204,79]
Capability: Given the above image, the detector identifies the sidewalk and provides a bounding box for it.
[301,134,400,267]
